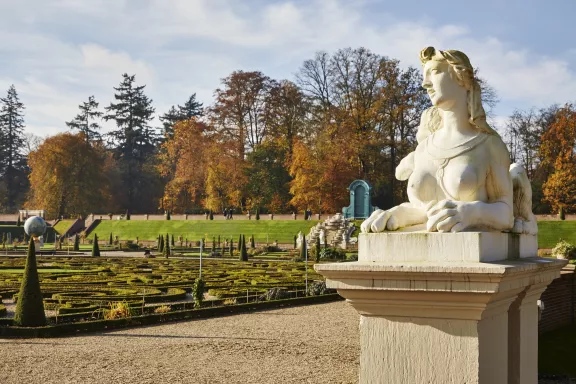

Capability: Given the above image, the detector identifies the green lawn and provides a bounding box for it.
[90,220,319,243]
[53,220,75,234]
[539,325,576,376]
[537,221,576,249]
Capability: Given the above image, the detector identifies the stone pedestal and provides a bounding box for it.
[314,232,566,384]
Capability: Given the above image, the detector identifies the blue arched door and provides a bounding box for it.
[354,184,366,218]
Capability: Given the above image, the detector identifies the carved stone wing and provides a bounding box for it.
[510,163,538,235]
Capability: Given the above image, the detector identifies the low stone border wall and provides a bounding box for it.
[0,293,342,338]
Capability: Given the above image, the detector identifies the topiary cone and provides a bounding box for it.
[14,238,46,327]
[92,234,100,257]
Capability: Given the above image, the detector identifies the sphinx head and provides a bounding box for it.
[419,47,497,135]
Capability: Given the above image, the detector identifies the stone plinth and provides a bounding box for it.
[359,231,538,262]
[314,232,566,384]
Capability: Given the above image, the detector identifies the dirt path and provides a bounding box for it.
[0,301,360,384]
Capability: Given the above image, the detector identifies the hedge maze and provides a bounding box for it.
[0,256,325,324]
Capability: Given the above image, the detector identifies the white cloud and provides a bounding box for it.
[0,0,575,137]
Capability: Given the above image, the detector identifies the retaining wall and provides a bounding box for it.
[539,265,575,334]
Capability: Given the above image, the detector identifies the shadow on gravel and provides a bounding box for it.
[97,333,275,341]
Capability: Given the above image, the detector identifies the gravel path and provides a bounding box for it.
[0,301,360,384]
[0,300,572,383]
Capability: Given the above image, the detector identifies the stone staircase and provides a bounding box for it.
[307,213,356,249]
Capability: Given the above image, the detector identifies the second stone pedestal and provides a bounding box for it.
[314,232,566,384]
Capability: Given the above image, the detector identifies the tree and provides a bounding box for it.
[26,133,111,219]
[160,93,204,138]
[210,71,274,159]
[157,119,213,213]
[171,234,175,247]
[109,232,113,246]
[250,235,255,249]
[315,236,321,263]
[92,234,100,256]
[211,237,216,254]
[13,239,46,326]
[0,85,27,212]
[541,104,576,213]
[104,74,158,212]
[66,95,103,142]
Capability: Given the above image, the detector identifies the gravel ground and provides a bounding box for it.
[0,301,360,384]
[0,300,572,384]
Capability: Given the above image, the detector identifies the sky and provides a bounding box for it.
[1,0,575,137]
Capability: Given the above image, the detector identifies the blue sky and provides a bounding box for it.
[1,0,575,137]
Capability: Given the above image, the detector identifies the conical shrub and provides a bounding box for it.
[13,239,46,327]
[229,239,234,257]
[241,234,248,261]
[73,234,80,251]
[92,234,100,257]
[164,233,170,257]
[300,235,307,259]
[250,235,255,249]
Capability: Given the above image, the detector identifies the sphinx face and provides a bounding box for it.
[422,60,466,111]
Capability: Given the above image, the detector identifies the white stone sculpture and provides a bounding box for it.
[362,47,536,235]
[296,231,303,249]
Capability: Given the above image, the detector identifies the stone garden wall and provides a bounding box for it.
[539,265,576,334]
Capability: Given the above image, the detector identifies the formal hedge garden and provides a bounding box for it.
[0,255,337,335]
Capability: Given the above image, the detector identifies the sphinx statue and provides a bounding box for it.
[361,47,537,235]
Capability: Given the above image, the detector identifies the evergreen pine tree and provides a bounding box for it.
[164,233,170,257]
[211,237,216,255]
[160,235,164,252]
[250,235,255,249]
[229,238,234,257]
[171,234,175,246]
[92,234,100,257]
[300,235,307,259]
[159,93,204,139]
[13,238,46,326]
[73,234,80,251]
[65,95,103,142]
[109,232,113,245]
[293,235,297,249]
[315,236,321,263]
[0,85,27,212]
[104,74,157,213]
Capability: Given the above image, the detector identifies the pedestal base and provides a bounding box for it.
[314,233,566,384]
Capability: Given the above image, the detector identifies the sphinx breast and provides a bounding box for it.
[443,163,483,201]
[408,171,439,203]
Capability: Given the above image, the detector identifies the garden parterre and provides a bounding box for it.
[0,256,324,322]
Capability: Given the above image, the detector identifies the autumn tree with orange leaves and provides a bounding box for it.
[540,104,576,213]
[26,132,112,218]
